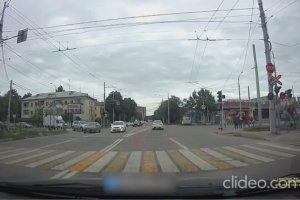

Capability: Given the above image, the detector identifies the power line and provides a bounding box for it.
[267,0,299,22]
[4,7,256,33]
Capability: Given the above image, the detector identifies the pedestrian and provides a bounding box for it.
[233,115,239,129]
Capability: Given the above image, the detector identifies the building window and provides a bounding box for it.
[70,100,73,103]
[95,114,96,117]
[31,103,33,107]
[23,102,28,107]
[46,102,49,106]
[35,102,37,106]
[24,110,29,115]
[65,100,67,105]
[64,110,67,114]
[30,111,33,115]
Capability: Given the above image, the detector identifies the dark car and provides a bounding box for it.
[82,122,101,133]
[16,122,32,128]
[133,120,141,127]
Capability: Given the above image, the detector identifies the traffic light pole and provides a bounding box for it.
[103,82,106,127]
[258,0,276,134]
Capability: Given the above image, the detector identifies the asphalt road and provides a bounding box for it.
[0,123,299,182]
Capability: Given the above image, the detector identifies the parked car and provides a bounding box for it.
[16,122,32,128]
[111,121,126,133]
[152,120,164,130]
[133,120,141,127]
[72,121,87,131]
[126,122,134,127]
[82,122,101,133]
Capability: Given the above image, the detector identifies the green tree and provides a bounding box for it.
[0,89,22,121]
[105,91,123,122]
[121,97,137,121]
[56,85,65,92]
[185,88,217,122]
[22,92,32,99]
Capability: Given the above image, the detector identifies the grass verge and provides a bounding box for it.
[0,128,67,140]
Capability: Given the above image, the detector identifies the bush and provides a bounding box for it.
[1,128,67,140]
[243,125,270,132]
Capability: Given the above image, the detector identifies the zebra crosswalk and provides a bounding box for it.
[0,142,299,178]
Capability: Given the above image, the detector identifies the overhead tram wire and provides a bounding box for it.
[13,81,39,94]
[188,0,225,83]
[4,7,256,33]
[266,0,299,22]
[8,6,102,85]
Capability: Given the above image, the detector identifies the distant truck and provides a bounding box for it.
[182,115,192,125]
[43,115,66,129]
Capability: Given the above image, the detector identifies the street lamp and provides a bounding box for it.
[238,71,243,119]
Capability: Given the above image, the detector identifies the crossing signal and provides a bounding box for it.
[274,85,281,95]
[217,91,222,102]
[285,89,292,98]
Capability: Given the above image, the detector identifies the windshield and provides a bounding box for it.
[0,0,299,198]
[113,122,124,125]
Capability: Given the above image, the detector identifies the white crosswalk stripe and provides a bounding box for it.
[156,151,179,172]
[0,148,26,155]
[52,151,95,170]
[26,151,74,167]
[257,142,300,152]
[179,149,217,170]
[84,151,118,173]
[222,146,274,162]
[5,150,56,164]
[241,145,295,157]
[0,148,41,160]
[123,151,142,173]
[201,148,248,167]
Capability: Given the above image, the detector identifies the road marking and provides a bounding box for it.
[214,147,260,164]
[0,147,13,151]
[200,148,248,167]
[39,139,77,149]
[84,151,118,173]
[167,150,198,172]
[103,152,129,173]
[123,128,149,138]
[83,133,100,138]
[0,148,40,160]
[142,151,158,173]
[123,151,142,173]
[26,151,75,168]
[241,145,295,158]
[222,146,274,162]
[6,150,56,164]
[179,149,217,170]
[156,151,179,173]
[52,151,96,170]
[169,138,188,150]
[59,138,123,179]
[257,142,300,152]
[51,170,70,179]
[0,148,26,155]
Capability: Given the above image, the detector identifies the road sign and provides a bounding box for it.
[280,92,286,100]
[269,74,282,85]
[201,105,206,110]
[266,63,275,74]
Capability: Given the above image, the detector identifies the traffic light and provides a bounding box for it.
[217,91,222,102]
[285,89,292,98]
[274,86,281,95]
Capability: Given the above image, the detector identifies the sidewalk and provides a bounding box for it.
[218,126,300,146]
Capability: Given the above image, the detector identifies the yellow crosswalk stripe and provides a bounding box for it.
[103,152,129,173]
[191,149,234,169]
[167,150,198,172]
[40,151,83,169]
[142,151,158,173]
[69,151,106,172]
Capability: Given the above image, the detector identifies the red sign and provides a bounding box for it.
[266,63,275,74]
[280,92,286,100]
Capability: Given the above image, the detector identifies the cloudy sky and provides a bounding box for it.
[1,0,299,115]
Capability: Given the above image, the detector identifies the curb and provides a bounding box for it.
[218,131,269,141]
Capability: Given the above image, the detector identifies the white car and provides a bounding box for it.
[111,121,126,133]
[152,120,164,130]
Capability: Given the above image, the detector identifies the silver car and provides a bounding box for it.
[82,122,101,133]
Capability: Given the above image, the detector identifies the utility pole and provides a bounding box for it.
[238,72,243,119]
[103,82,106,127]
[7,80,12,131]
[167,92,170,124]
[113,92,115,122]
[248,86,251,116]
[258,0,276,133]
[252,44,262,126]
